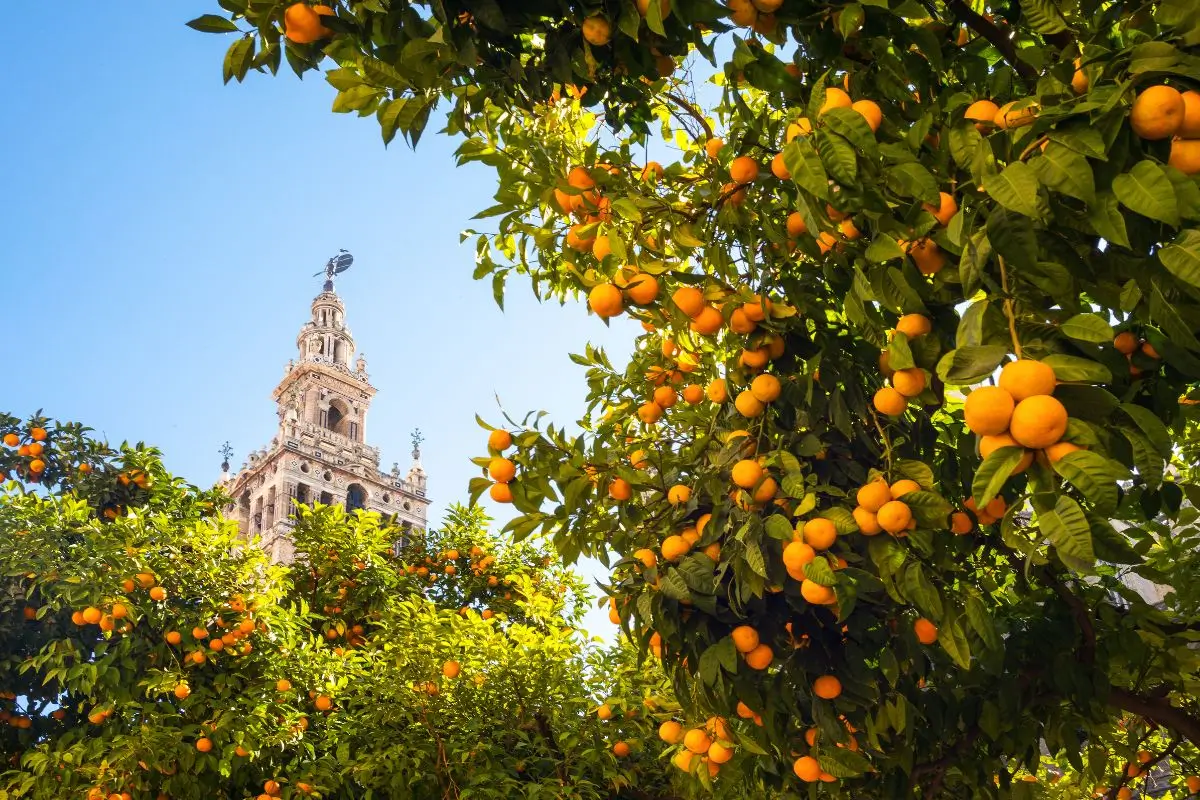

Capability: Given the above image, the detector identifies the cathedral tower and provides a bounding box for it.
[222,269,428,562]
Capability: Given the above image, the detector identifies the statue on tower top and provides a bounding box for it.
[313,249,354,292]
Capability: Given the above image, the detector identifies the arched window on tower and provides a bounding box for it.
[326,400,349,436]
[346,484,367,513]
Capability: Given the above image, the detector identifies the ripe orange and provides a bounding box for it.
[770,152,790,180]
[609,478,632,501]
[672,750,696,771]
[890,479,920,499]
[637,402,663,424]
[909,238,946,275]
[1113,331,1139,355]
[581,16,612,46]
[794,755,821,781]
[800,579,836,605]
[314,695,332,712]
[275,679,292,692]
[785,211,809,238]
[625,273,659,305]
[689,305,724,335]
[659,719,684,744]
[950,511,973,535]
[876,500,912,534]
[914,618,938,644]
[851,99,882,132]
[195,737,213,753]
[873,387,908,416]
[708,741,734,763]
[820,87,852,115]
[802,518,837,550]
[1,433,18,447]
[783,540,816,578]
[999,359,1057,401]
[786,117,813,141]
[488,429,513,452]
[283,3,333,44]
[735,390,766,418]
[964,385,1016,436]
[1044,441,1081,462]
[652,386,677,410]
[731,459,763,489]
[1179,90,1200,137]
[489,482,513,503]
[729,156,760,184]
[661,535,691,562]
[753,477,778,503]
[728,0,758,26]
[965,99,1000,132]
[741,347,770,369]
[979,433,1034,474]
[148,586,167,602]
[667,484,691,505]
[745,643,773,669]
[923,192,958,226]
[994,100,1037,129]
[895,313,931,338]
[488,457,516,484]
[856,479,892,513]
[728,625,758,654]
[704,137,724,160]
[1070,58,1089,94]
[891,368,926,398]
[812,675,842,700]
[633,548,657,570]
[165,631,182,645]
[1169,139,1200,175]
[28,459,46,474]
[750,374,783,404]
[684,727,712,753]
[82,607,102,625]
[588,283,623,318]
[681,384,704,405]
[1010,395,1068,449]
[1130,85,1185,140]
[853,506,882,535]
[671,286,706,317]
[173,684,190,700]
[612,741,631,757]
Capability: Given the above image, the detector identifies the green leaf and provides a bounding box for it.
[885,162,940,205]
[805,557,837,587]
[764,514,794,541]
[887,333,915,370]
[1040,495,1095,573]
[815,129,858,184]
[866,234,906,262]
[1120,403,1172,457]
[782,139,830,200]
[187,14,240,33]
[361,56,410,90]
[902,562,943,619]
[742,543,768,578]
[1113,160,1181,227]
[1031,142,1096,204]
[1041,354,1112,383]
[1149,280,1200,350]
[1087,192,1132,250]
[837,3,865,38]
[939,616,972,669]
[936,345,1009,385]
[222,36,255,84]
[972,447,1026,508]
[819,747,872,778]
[1060,313,1114,344]
[822,107,879,158]
[966,594,1003,651]
[1159,229,1200,289]
[1052,451,1120,513]
[985,161,1043,220]
[987,208,1039,271]
[1020,0,1068,32]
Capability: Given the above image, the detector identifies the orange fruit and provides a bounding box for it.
[783,540,816,578]
[1169,139,1200,175]
[750,373,781,403]
[1,433,17,447]
[728,0,758,26]
[1186,776,1200,793]
[653,385,678,409]
[895,313,931,338]
[812,675,842,699]
[667,484,691,505]
[82,607,102,625]
[1009,395,1068,449]
[786,211,808,238]
[488,457,516,483]
[149,586,167,602]
[729,156,759,184]
[914,618,938,644]
[609,478,632,501]
[731,459,763,489]
[923,192,958,226]
[28,459,46,474]
[820,87,852,115]
[661,535,691,562]
[489,482,513,503]
[794,755,821,781]
[735,390,766,418]
[612,741,631,757]
[891,368,926,398]
[283,3,332,44]
[816,231,838,254]
[597,703,614,720]
[682,384,704,404]
[689,305,724,335]
[800,579,836,605]
[1130,85,1185,140]
[672,750,696,771]
[708,741,734,763]
[624,273,660,305]
[856,479,892,513]
[588,283,624,318]
[276,679,292,692]
[785,117,813,141]
[890,479,920,499]
[876,500,912,534]
[979,433,1034,474]
[999,359,1057,401]
[851,99,882,132]
[195,737,213,753]
[950,511,973,535]
[770,152,790,180]
[802,518,837,550]
[637,401,664,424]
[745,643,773,669]
[853,506,882,535]
[1179,90,1200,137]
[672,286,706,317]
[1045,441,1081,462]
[873,387,908,416]
[173,683,191,700]
[1113,331,1139,355]
[994,100,1037,129]
[963,386,1016,435]
[732,625,760,653]
[581,15,612,46]
[659,720,684,743]
[965,99,1000,132]
[1142,341,1160,359]
[909,239,946,275]
[633,548,657,569]
[741,347,770,369]
[753,477,778,503]
[314,695,332,711]
[684,727,712,754]
[165,631,182,645]
[1071,58,1089,94]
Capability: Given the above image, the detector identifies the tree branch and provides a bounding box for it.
[942,0,1038,87]
[1108,689,1200,744]
[662,91,713,142]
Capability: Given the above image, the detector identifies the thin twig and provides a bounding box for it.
[662,91,714,141]
[997,255,1022,358]
[942,0,1038,88]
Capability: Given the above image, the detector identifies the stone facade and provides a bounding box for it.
[221,287,428,562]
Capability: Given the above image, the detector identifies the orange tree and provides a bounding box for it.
[0,413,720,800]
[189,1,1200,797]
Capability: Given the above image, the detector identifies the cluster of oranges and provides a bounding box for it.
[485,429,517,503]
[1128,85,1200,175]
[852,478,920,538]
[874,314,933,417]
[282,3,334,44]
[3,425,49,480]
[1113,330,1160,377]
[658,716,736,778]
[963,360,1075,475]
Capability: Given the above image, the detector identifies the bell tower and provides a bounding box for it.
[221,254,429,562]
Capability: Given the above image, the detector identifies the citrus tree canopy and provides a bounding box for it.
[189,0,1200,796]
[0,414,716,800]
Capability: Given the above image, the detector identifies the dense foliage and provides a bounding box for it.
[0,414,711,800]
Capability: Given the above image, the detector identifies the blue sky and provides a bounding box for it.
[1,3,643,635]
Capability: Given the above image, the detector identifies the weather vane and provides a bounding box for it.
[313,249,354,291]
[411,428,424,461]
[219,441,234,473]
